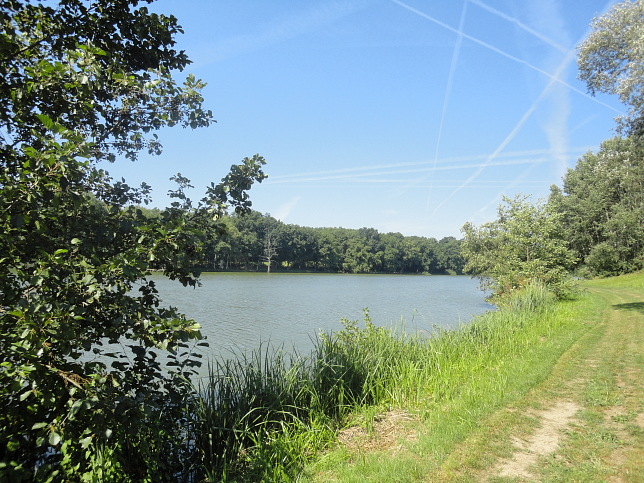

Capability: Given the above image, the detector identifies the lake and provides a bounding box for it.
[147,273,492,377]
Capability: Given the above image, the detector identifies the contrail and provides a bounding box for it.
[430,102,539,215]
[267,147,595,182]
[468,0,568,53]
[266,154,583,185]
[427,0,468,211]
[472,162,541,219]
[431,46,576,215]
[388,0,622,114]
[445,0,618,221]
[196,2,362,65]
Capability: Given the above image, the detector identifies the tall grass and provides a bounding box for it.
[190,282,559,481]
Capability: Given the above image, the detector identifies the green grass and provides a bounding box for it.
[185,273,643,481]
[186,280,599,481]
[582,269,644,289]
[309,283,598,482]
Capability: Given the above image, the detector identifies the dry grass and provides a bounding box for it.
[337,410,418,454]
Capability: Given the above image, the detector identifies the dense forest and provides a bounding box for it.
[139,209,465,274]
[549,137,644,277]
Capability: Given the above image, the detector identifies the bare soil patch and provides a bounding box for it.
[493,401,580,479]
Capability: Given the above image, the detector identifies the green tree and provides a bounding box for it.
[548,137,644,276]
[281,224,318,270]
[435,236,465,274]
[342,228,383,273]
[577,0,644,137]
[316,228,345,271]
[381,232,405,273]
[0,1,265,480]
[461,195,577,301]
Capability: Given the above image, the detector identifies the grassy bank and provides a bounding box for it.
[189,274,642,481]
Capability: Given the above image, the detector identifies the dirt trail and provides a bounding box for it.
[493,401,580,479]
[486,285,643,481]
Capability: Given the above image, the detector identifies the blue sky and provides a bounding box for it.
[110,0,624,239]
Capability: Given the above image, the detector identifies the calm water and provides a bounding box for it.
[147,273,492,368]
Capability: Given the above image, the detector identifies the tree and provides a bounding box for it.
[461,195,577,301]
[0,1,265,480]
[316,228,345,271]
[435,236,465,274]
[280,224,318,270]
[548,137,644,276]
[578,0,644,137]
[262,228,281,273]
[381,232,405,273]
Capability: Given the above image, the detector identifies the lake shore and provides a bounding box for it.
[184,274,641,480]
[304,272,644,482]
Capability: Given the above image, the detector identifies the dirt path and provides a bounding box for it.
[493,401,581,479]
[482,285,643,482]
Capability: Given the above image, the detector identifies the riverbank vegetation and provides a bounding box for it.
[183,271,642,481]
[305,271,643,482]
[187,282,562,480]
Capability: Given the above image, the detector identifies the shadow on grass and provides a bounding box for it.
[612,302,644,315]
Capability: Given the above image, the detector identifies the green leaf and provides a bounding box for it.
[36,113,54,130]
[80,436,93,449]
[49,431,61,446]
[7,441,20,452]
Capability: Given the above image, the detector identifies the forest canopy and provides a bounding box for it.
[138,208,466,275]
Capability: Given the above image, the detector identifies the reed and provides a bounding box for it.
[190,282,563,481]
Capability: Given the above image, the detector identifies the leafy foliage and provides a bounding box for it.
[461,195,577,302]
[0,1,265,480]
[195,211,465,274]
[548,137,644,276]
[577,0,644,138]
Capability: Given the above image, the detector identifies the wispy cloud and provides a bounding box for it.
[468,0,569,53]
[274,196,302,221]
[388,0,621,114]
[529,0,572,185]
[194,1,363,65]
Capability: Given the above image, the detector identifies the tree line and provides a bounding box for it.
[139,209,465,274]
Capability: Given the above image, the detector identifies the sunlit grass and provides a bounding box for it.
[583,269,644,289]
[189,281,586,481]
